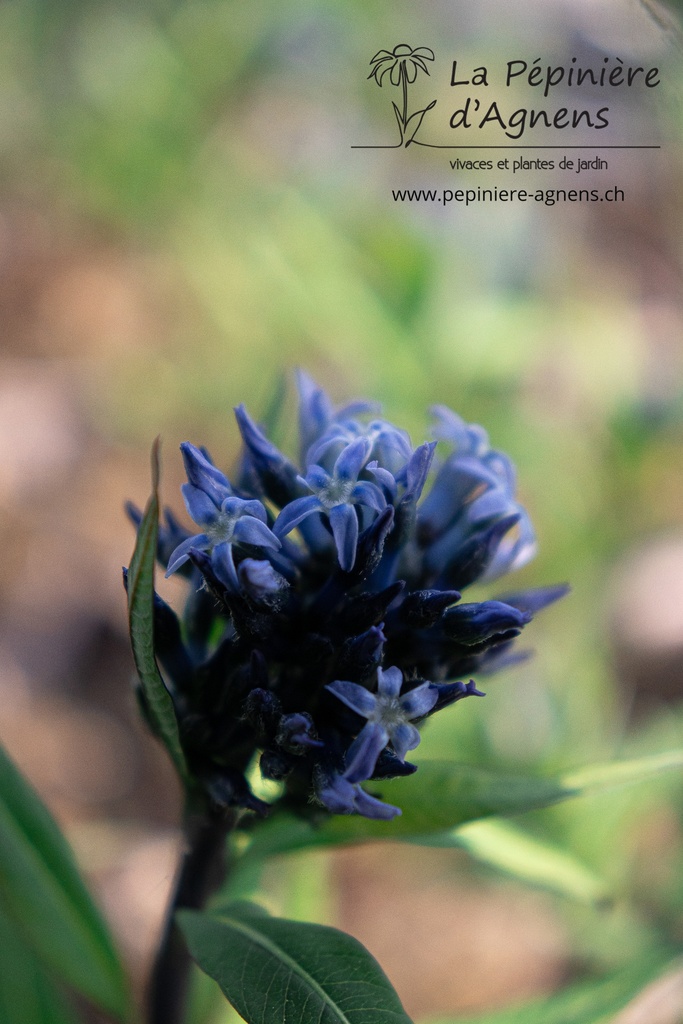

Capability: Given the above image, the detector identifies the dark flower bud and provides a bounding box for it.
[276,713,323,753]
[234,404,304,508]
[349,506,395,581]
[238,558,289,606]
[398,589,461,628]
[442,600,532,645]
[260,749,294,781]
[429,679,485,712]
[337,581,405,633]
[242,688,282,738]
[337,625,386,681]
[371,749,418,779]
[435,514,521,589]
[205,768,270,815]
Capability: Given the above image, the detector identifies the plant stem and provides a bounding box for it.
[147,808,235,1024]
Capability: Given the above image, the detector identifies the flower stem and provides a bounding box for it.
[147,808,236,1024]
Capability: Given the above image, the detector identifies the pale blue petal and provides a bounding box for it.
[377,665,403,698]
[365,462,397,502]
[274,495,323,537]
[466,487,511,524]
[353,787,401,820]
[233,516,281,551]
[228,498,267,523]
[306,465,330,490]
[399,682,439,719]
[180,442,232,505]
[389,722,421,761]
[351,480,386,512]
[326,679,377,718]
[329,503,359,571]
[344,723,389,783]
[318,775,357,814]
[212,541,239,590]
[165,533,210,576]
[334,437,371,482]
[182,483,219,526]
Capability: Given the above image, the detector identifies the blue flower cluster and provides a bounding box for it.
[126,372,566,821]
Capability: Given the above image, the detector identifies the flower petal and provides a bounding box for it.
[296,369,333,459]
[328,502,359,571]
[389,722,421,761]
[180,442,232,506]
[318,774,357,814]
[334,437,371,482]
[211,541,239,590]
[399,682,439,719]
[344,722,389,783]
[377,665,403,698]
[165,533,210,576]
[182,483,219,527]
[365,462,397,502]
[233,516,280,551]
[352,787,401,820]
[274,495,324,537]
[326,679,377,718]
[306,465,330,490]
[390,61,403,86]
[351,480,386,512]
[404,60,418,83]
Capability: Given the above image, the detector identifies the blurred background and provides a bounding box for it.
[1,0,683,1020]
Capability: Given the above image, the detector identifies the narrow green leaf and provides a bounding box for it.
[416,819,609,906]
[429,954,677,1024]
[127,438,188,781]
[0,898,78,1024]
[179,902,414,1024]
[240,749,683,861]
[561,749,683,790]
[0,744,129,1019]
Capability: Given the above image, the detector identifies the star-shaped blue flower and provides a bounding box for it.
[273,437,386,571]
[165,442,280,590]
[327,665,438,783]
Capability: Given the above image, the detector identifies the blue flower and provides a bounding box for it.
[165,442,280,590]
[317,771,402,821]
[273,437,386,570]
[327,666,438,782]
[127,371,566,824]
[417,406,536,587]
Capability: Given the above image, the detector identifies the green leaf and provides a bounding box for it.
[179,902,414,1024]
[428,954,677,1024]
[240,749,683,860]
[0,897,78,1024]
[415,819,609,906]
[127,437,188,781]
[0,744,129,1019]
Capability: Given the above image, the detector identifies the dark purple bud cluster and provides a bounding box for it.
[126,372,566,821]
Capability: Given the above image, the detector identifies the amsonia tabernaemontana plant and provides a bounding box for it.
[119,370,683,1024]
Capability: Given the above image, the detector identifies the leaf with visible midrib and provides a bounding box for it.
[179,902,414,1024]
[127,438,188,781]
[0,743,129,1019]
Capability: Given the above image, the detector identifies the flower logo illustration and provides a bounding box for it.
[369,44,436,147]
